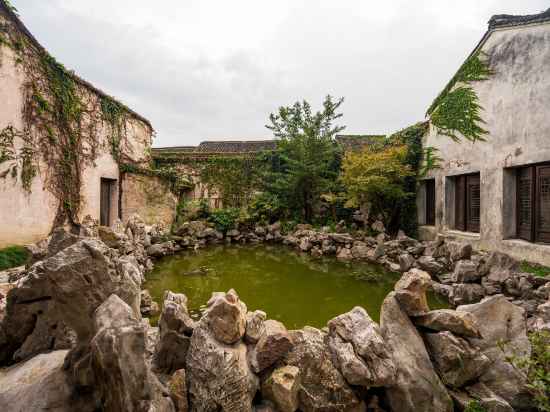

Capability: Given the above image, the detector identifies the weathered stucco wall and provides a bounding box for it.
[0,11,153,248]
[120,173,177,227]
[419,22,550,265]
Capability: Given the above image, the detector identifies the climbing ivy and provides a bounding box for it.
[100,95,129,161]
[120,163,192,195]
[419,146,442,177]
[0,8,140,228]
[387,122,429,236]
[427,51,493,142]
[199,156,265,208]
[0,125,36,191]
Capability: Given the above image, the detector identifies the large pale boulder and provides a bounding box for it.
[424,331,490,388]
[282,326,364,412]
[249,319,293,373]
[261,365,301,412]
[327,307,395,387]
[205,289,247,345]
[394,269,432,316]
[0,238,141,365]
[186,323,258,412]
[90,295,175,412]
[0,350,95,412]
[457,295,532,410]
[413,309,482,338]
[154,291,194,374]
[380,292,453,412]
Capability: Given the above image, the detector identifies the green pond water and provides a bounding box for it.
[145,245,448,329]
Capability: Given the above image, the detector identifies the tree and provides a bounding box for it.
[341,142,413,231]
[265,95,344,222]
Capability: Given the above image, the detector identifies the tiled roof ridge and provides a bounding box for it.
[489,7,550,30]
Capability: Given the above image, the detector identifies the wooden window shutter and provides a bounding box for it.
[517,167,534,241]
[536,165,550,243]
[455,175,466,231]
[466,174,481,233]
[426,180,436,225]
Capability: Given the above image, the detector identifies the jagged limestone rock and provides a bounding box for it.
[423,331,490,388]
[186,323,258,412]
[327,306,395,387]
[249,319,293,373]
[393,269,432,316]
[413,309,482,338]
[205,289,247,345]
[282,326,364,412]
[261,365,301,412]
[380,292,453,412]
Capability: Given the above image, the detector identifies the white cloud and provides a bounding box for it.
[11,0,549,146]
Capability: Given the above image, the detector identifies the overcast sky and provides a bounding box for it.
[11,0,549,147]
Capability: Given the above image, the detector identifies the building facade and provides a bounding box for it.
[418,9,550,265]
[0,3,155,247]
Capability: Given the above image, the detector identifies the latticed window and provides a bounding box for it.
[454,173,481,233]
[516,164,550,243]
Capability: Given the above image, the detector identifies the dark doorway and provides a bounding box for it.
[100,178,115,227]
[425,179,436,226]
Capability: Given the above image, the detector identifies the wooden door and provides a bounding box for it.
[100,179,112,227]
[425,180,435,225]
[517,166,534,241]
[536,165,550,243]
[466,174,481,233]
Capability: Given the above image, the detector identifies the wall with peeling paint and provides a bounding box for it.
[419,21,550,265]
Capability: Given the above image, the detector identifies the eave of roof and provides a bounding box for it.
[0,1,153,130]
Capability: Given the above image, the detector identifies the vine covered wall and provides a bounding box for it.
[0,2,153,244]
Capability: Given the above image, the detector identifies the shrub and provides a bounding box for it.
[174,198,210,223]
[464,400,487,412]
[504,331,550,411]
[248,192,285,224]
[0,245,29,270]
[341,143,414,233]
[208,208,240,233]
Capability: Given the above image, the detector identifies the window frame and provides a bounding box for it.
[453,172,481,233]
[516,162,550,244]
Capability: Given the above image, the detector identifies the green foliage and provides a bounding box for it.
[100,95,128,160]
[120,163,192,195]
[264,95,345,222]
[174,199,210,224]
[199,156,264,208]
[1,0,18,15]
[504,331,550,411]
[0,245,29,271]
[0,125,36,191]
[427,51,493,143]
[341,143,414,232]
[464,400,487,412]
[419,146,443,177]
[248,192,285,224]
[520,261,550,278]
[387,122,428,236]
[208,208,240,233]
